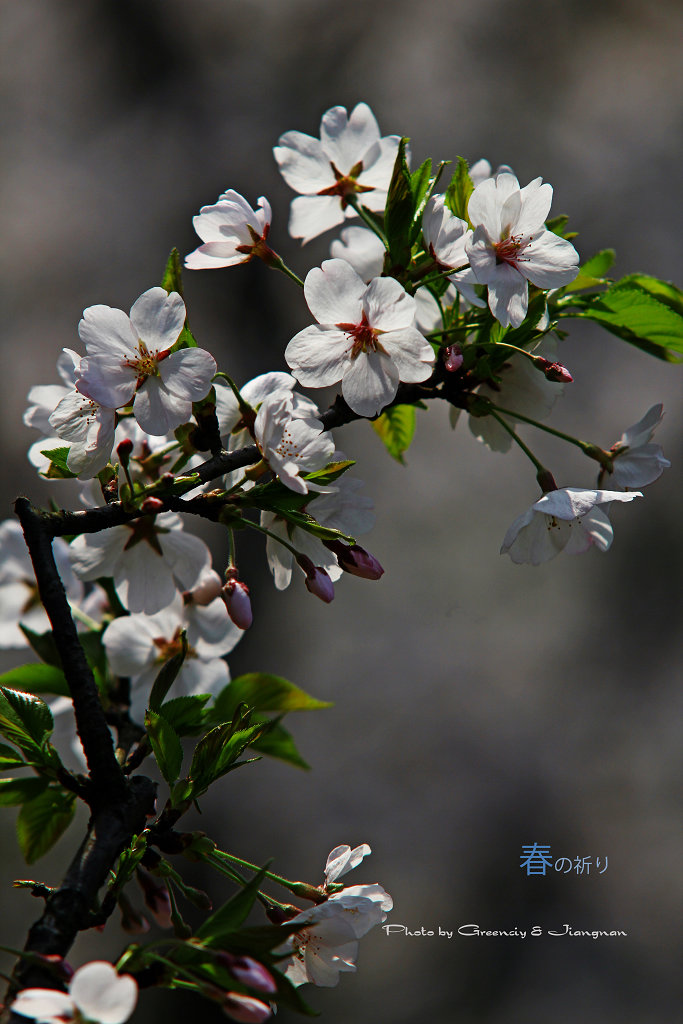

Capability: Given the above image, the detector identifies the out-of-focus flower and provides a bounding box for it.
[500,487,642,565]
[185,191,274,270]
[274,102,401,243]
[605,404,670,489]
[11,961,137,1024]
[76,287,216,435]
[217,954,276,995]
[223,992,273,1023]
[286,259,434,417]
[466,172,579,327]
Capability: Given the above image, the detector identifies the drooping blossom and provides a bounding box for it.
[286,259,435,417]
[421,194,484,308]
[500,487,642,565]
[604,404,670,489]
[76,287,216,435]
[466,172,580,327]
[185,191,274,270]
[0,520,83,648]
[11,961,137,1024]
[254,392,335,494]
[261,473,374,590]
[274,103,401,243]
[69,511,213,615]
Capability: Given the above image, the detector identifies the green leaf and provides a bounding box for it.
[195,866,269,944]
[0,776,49,806]
[212,673,332,721]
[145,711,183,786]
[160,694,210,736]
[0,743,26,770]
[19,626,63,669]
[444,157,474,222]
[250,721,310,770]
[384,137,414,268]
[0,663,70,698]
[0,688,53,754]
[302,459,355,488]
[371,404,417,463]
[571,284,683,360]
[39,447,78,479]
[148,633,188,712]
[17,786,76,864]
[409,158,433,243]
[564,248,615,292]
[614,273,683,316]
[160,248,185,297]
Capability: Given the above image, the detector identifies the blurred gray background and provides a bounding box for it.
[1,1,681,1022]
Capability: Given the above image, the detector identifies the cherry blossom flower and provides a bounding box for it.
[11,961,137,1024]
[103,594,241,721]
[421,195,484,308]
[604,404,671,489]
[254,392,335,494]
[468,158,514,186]
[214,372,300,446]
[185,191,274,270]
[69,511,213,615]
[466,172,580,328]
[76,287,216,435]
[324,843,372,885]
[500,487,642,565]
[49,389,117,479]
[0,521,83,648]
[262,474,374,590]
[286,259,435,417]
[274,103,400,243]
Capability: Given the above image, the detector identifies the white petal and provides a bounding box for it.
[288,195,344,243]
[522,229,579,289]
[70,962,137,1024]
[619,404,663,449]
[103,615,158,677]
[159,348,216,401]
[129,287,185,352]
[70,530,127,582]
[381,327,434,381]
[274,131,335,193]
[11,988,74,1022]
[486,264,529,328]
[363,277,416,331]
[325,843,371,883]
[159,528,211,590]
[320,103,380,173]
[467,178,503,238]
[133,378,192,436]
[305,259,366,325]
[78,305,137,361]
[330,226,385,281]
[518,177,553,232]
[341,351,399,417]
[114,544,178,615]
[285,326,350,387]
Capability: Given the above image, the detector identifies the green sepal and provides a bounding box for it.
[0,776,49,806]
[17,786,76,864]
[444,157,474,223]
[371,404,417,464]
[145,710,184,787]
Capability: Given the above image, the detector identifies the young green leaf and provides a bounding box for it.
[38,447,78,479]
[212,674,332,722]
[0,776,49,806]
[444,157,474,223]
[161,248,198,350]
[145,711,184,787]
[0,664,70,698]
[0,743,26,770]
[614,273,683,316]
[0,688,53,754]
[371,404,417,463]
[195,866,269,944]
[250,721,310,771]
[19,626,63,669]
[563,249,615,292]
[160,694,210,736]
[384,137,414,268]
[148,633,188,712]
[569,284,683,360]
[17,786,76,864]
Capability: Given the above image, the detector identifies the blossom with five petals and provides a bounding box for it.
[466,172,579,327]
[500,487,642,565]
[11,961,137,1024]
[185,191,274,270]
[286,258,434,417]
[274,103,400,243]
[254,392,335,494]
[604,404,670,489]
[76,287,216,435]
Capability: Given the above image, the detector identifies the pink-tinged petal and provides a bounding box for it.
[274,131,335,193]
[57,348,81,387]
[320,103,380,173]
[133,378,191,436]
[571,506,613,553]
[159,348,216,401]
[286,325,350,386]
[342,351,399,417]
[159,529,211,590]
[129,287,185,352]
[381,327,434,380]
[78,305,137,360]
[223,992,272,1023]
[305,259,366,324]
[76,357,136,410]
[363,276,415,331]
[522,229,579,289]
[262,513,294,590]
[288,195,344,243]
[69,962,137,1024]
[518,178,553,232]
[11,987,74,1021]
[357,135,402,191]
[191,204,248,243]
[486,264,529,328]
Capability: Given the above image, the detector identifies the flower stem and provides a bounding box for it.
[346,196,389,246]
[272,257,305,288]
[487,410,549,476]
[488,403,612,467]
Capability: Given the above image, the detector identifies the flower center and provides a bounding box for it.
[494,232,531,266]
[317,161,375,208]
[336,313,387,359]
[153,626,197,662]
[124,340,171,388]
[123,514,168,554]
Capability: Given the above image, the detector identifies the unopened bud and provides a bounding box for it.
[325,540,384,580]
[137,868,173,929]
[117,439,134,465]
[140,496,165,514]
[185,570,224,607]
[216,954,277,995]
[536,468,558,494]
[119,892,151,935]
[265,903,301,924]
[296,554,334,602]
[221,571,253,629]
[443,344,463,372]
[533,356,573,383]
[223,993,272,1024]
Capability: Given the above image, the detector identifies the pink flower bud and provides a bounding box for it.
[223,993,272,1024]
[117,438,134,463]
[137,868,173,929]
[221,575,253,629]
[216,954,277,995]
[443,344,463,372]
[305,567,334,603]
[140,496,165,513]
[325,541,384,580]
[534,357,573,383]
[186,570,224,606]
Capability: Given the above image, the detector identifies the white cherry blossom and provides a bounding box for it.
[11,961,137,1024]
[422,194,484,308]
[324,843,372,885]
[49,390,117,479]
[254,392,335,494]
[501,487,642,565]
[69,511,212,615]
[468,158,515,186]
[185,191,273,270]
[604,404,670,489]
[286,259,435,417]
[274,103,400,243]
[330,225,384,281]
[76,287,216,435]
[466,172,579,327]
